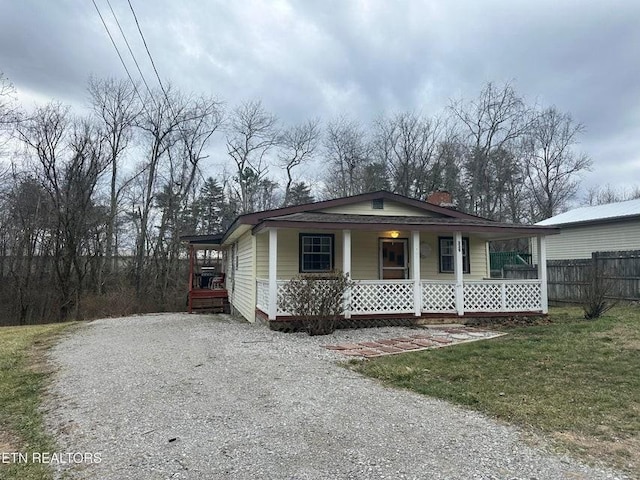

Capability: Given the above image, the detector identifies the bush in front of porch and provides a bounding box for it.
[278,271,352,335]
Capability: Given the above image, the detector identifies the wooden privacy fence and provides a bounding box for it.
[504,250,640,304]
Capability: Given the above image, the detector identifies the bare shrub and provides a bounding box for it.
[581,266,617,319]
[79,285,187,321]
[278,271,352,335]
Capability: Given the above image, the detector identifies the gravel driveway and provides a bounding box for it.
[44,313,627,480]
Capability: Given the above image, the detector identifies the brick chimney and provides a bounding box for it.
[426,190,456,208]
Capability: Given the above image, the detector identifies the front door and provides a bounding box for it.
[380,239,408,279]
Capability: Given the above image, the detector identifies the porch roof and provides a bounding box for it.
[253,212,559,239]
[180,233,224,250]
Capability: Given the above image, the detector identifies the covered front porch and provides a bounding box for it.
[254,227,549,321]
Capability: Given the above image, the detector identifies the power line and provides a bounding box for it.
[127,0,177,116]
[91,0,151,116]
[104,0,156,104]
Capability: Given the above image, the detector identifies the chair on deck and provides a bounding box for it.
[208,272,225,289]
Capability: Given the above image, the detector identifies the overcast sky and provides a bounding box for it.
[1,0,639,197]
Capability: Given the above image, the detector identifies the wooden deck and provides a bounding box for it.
[188,288,229,313]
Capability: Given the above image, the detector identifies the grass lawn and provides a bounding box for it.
[350,306,640,476]
[0,322,75,480]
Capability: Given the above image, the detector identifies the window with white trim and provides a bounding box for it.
[299,234,334,272]
[439,236,470,273]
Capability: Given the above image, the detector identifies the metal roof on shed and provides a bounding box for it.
[536,198,640,226]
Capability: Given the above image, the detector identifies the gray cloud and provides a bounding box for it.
[1,0,638,191]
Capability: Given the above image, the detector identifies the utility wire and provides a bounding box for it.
[91,0,151,117]
[127,0,177,118]
[105,0,156,105]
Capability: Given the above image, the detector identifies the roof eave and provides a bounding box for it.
[179,233,224,244]
[253,219,559,237]
[539,214,640,228]
[221,190,485,242]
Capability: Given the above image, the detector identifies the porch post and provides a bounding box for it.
[268,228,278,320]
[454,231,464,316]
[412,231,421,316]
[537,235,549,314]
[343,229,351,319]
[188,245,194,314]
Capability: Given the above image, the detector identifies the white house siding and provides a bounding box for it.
[228,230,256,322]
[350,231,379,279]
[256,232,268,278]
[543,220,640,260]
[318,200,441,217]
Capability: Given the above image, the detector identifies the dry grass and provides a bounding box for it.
[0,322,75,480]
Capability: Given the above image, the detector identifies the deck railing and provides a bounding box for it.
[256,278,543,316]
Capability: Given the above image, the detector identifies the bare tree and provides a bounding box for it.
[2,173,54,324]
[583,183,640,206]
[133,86,223,296]
[153,94,223,299]
[524,106,592,220]
[17,103,108,320]
[360,162,390,193]
[323,117,371,197]
[132,87,184,295]
[433,129,465,202]
[450,82,533,219]
[0,72,19,130]
[226,100,279,213]
[0,73,21,176]
[88,77,141,290]
[278,118,320,206]
[373,111,443,199]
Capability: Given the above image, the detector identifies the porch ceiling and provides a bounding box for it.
[252,212,559,239]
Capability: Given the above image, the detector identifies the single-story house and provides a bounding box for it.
[183,191,559,326]
[535,198,640,260]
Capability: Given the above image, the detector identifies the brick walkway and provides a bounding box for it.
[323,327,505,358]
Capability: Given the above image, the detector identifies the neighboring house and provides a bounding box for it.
[535,198,640,260]
[183,191,558,326]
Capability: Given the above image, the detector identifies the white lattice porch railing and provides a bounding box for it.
[504,281,544,311]
[350,280,414,315]
[259,278,543,316]
[421,281,456,313]
[464,280,542,312]
[276,280,294,316]
[256,278,269,312]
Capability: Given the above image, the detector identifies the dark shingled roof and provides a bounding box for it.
[254,212,559,237]
[181,191,559,243]
[266,212,507,226]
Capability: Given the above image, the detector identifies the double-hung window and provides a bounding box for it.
[439,236,470,274]
[299,234,334,273]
